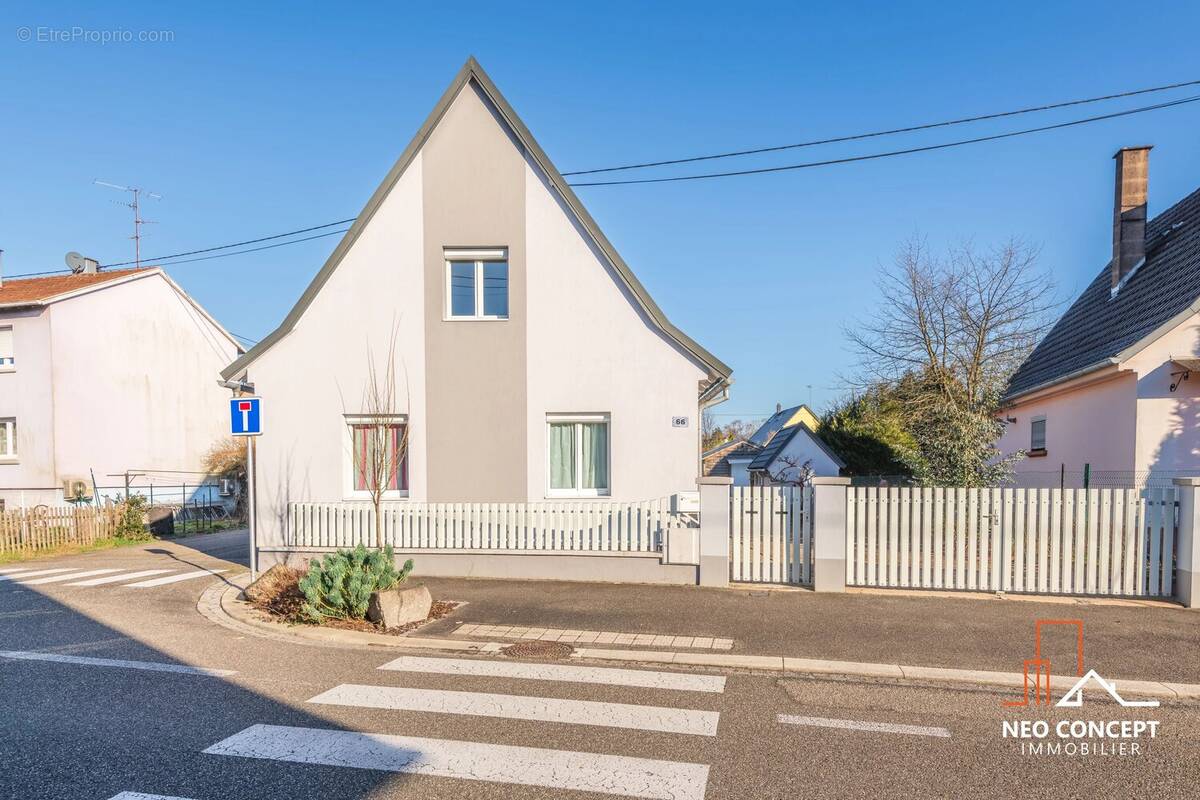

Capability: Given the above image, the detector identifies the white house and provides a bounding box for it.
[0,266,242,507]
[703,403,844,486]
[221,58,732,551]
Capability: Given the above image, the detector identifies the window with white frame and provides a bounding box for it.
[0,418,15,459]
[548,415,609,496]
[346,415,408,496]
[445,248,508,319]
[1030,416,1047,452]
[0,326,13,370]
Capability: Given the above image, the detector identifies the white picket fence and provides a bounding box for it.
[286,499,693,553]
[730,486,813,585]
[845,487,1177,597]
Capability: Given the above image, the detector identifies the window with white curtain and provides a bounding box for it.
[0,418,15,459]
[445,248,508,320]
[548,415,609,496]
[0,326,13,370]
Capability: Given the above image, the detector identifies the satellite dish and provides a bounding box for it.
[65,252,86,273]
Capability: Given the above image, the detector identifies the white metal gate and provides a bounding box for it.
[845,486,1177,597]
[730,485,812,585]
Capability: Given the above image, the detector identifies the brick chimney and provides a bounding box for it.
[1111,146,1151,291]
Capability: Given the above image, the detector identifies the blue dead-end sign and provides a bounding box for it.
[230,396,262,436]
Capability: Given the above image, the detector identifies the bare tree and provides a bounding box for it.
[344,324,410,550]
[845,237,1056,486]
[846,237,1055,404]
[763,454,814,487]
[701,411,758,450]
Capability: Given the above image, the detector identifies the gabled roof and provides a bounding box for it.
[748,422,847,471]
[221,57,731,385]
[748,404,816,446]
[0,268,149,308]
[1005,184,1200,400]
[0,267,243,352]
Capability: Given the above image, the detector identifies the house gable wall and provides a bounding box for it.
[421,83,528,502]
[39,274,235,498]
[247,153,427,543]
[1125,313,1200,474]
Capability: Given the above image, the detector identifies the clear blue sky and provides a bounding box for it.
[4,2,1199,423]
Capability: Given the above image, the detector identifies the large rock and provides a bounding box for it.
[367,584,432,629]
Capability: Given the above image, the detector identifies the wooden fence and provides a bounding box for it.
[729,486,812,585]
[287,499,694,553]
[845,487,1177,597]
[0,505,124,555]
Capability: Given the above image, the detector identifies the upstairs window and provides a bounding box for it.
[1030,416,1047,453]
[445,248,508,320]
[0,326,12,370]
[0,418,15,459]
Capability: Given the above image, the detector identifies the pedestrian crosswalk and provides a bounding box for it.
[0,565,225,590]
[194,654,723,799]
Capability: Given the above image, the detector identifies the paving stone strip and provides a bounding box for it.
[451,623,734,650]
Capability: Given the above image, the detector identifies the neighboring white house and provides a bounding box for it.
[703,403,845,486]
[221,58,732,551]
[0,266,242,507]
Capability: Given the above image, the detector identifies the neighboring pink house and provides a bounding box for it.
[999,146,1200,487]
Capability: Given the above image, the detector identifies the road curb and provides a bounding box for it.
[199,576,505,654]
[198,578,1200,701]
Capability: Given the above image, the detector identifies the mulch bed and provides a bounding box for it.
[245,566,459,636]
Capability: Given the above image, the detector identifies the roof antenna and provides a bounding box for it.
[94,180,161,269]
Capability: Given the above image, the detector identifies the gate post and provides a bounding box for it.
[811,477,851,593]
[1173,477,1200,608]
[697,477,732,587]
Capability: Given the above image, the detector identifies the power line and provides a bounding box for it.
[561,78,1200,176]
[5,225,351,280]
[145,228,349,267]
[568,94,1200,187]
[102,218,356,268]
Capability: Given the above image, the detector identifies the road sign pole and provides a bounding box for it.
[247,435,257,581]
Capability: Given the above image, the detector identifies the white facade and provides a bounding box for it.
[227,61,730,550]
[0,270,241,507]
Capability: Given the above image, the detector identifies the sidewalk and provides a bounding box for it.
[414,577,1200,684]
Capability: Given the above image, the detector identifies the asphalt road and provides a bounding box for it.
[1,531,1196,799]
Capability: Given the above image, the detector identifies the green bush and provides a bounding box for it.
[115,495,152,541]
[298,544,413,622]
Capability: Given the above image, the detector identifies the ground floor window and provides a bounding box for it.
[0,418,15,459]
[548,415,609,496]
[347,416,408,495]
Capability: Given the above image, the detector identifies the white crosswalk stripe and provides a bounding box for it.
[108,793,199,800]
[378,654,727,693]
[67,569,173,586]
[0,650,236,676]
[309,683,720,736]
[205,723,709,800]
[0,568,77,581]
[0,567,37,574]
[123,569,226,588]
[16,569,122,585]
